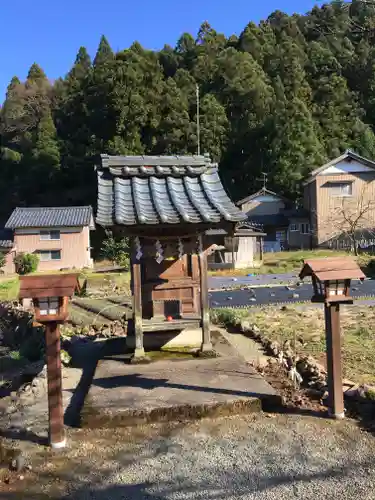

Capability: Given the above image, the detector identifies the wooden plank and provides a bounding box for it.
[20,274,79,287]
[304,257,358,271]
[143,318,201,333]
[315,269,365,281]
[300,257,365,281]
[19,274,79,298]
[19,287,77,299]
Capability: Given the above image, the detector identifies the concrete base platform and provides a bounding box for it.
[82,356,281,428]
[126,327,203,350]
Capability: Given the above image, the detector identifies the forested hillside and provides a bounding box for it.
[2,1,375,222]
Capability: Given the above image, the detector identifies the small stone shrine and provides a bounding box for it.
[96,154,246,360]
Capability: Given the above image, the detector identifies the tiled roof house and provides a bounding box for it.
[1,206,95,273]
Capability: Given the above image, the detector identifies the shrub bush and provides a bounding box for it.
[100,235,129,268]
[364,258,375,277]
[0,253,5,272]
[13,252,39,275]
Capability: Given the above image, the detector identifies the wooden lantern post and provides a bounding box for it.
[19,274,79,448]
[299,258,365,419]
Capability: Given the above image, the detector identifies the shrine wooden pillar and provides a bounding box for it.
[198,235,213,353]
[131,257,147,361]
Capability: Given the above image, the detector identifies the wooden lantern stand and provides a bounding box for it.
[300,258,365,419]
[19,274,80,448]
[324,300,345,418]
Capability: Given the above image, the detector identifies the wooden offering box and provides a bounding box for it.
[141,255,200,320]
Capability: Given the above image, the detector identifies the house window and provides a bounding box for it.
[289,224,298,232]
[300,223,310,235]
[38,250,61,261]
[40,230,60,241]
[330,182,352,197]
[275,231,286,242]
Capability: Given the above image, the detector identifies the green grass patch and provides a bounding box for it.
[260,249,349,275]
[0,277,19,301]
[218,304,375,385]
[81,271,131,295]
[209,249,350,277]
[31,269,131,294]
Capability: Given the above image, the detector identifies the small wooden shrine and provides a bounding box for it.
[205,222,266,270]
[96,154,246,360]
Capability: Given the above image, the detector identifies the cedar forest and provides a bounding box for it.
[2,1,375,225]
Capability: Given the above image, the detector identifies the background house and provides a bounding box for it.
[3,206,95,272]
[304,150,375,250]
[237,188,311,251]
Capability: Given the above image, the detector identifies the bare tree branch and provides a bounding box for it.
[318,185,375,255]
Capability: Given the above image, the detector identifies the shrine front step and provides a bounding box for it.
[81,357,281,428]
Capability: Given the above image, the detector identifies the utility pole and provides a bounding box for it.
[196,84,200,156]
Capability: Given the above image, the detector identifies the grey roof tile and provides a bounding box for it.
[5,206,94,229]
[96,155,246,226]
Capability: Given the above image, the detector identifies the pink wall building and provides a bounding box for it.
[2,206,95,273]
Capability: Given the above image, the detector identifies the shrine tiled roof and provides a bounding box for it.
[96,155,246,226]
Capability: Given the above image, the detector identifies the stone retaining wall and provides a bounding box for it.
[211,310,375,405]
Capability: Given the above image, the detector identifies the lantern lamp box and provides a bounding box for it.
[19,273,80,323]
[299,257,365,304]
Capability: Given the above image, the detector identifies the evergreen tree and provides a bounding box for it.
[69,46,92,82]
[2,1,375,222]
[153,78,193,154]
[175,33,196,70]
[26,63,47,84]
[307,41,366,157]
[193,22,226,84]
[93,35,114,67]
[268,32,310,103]
[271,86,325,196]
[159,44,180,78]
[0,78,23,164]
[199,93,228,162]
[1,76,23,148]
[32,110,60,170]
[215,48,275,197]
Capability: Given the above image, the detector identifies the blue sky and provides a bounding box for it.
[1,0,325,102]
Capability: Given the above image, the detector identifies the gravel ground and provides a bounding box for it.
[5,413,375,500]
